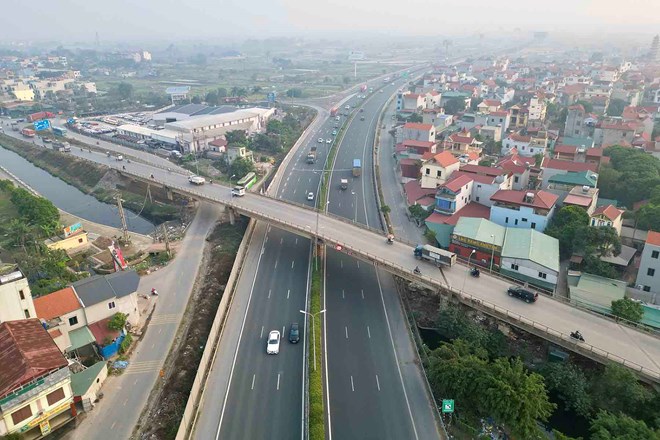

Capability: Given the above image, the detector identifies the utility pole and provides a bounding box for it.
[162,223,171,257]
[115,194,131,244]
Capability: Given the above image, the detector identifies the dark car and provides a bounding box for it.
[507,286,538,303]
[288,323,300,343]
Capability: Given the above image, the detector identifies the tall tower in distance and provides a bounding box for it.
[95,31,100,47]
[649,35,659,63]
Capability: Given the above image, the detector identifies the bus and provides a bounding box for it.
[52,126,68,136]
[237,172,257,189]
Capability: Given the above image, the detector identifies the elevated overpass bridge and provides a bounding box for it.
[116,163,660,384]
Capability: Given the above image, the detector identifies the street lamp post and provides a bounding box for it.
[462,249,476,291]
[229,174,236,194]
[300,309,326,370]
[489,234,496,273]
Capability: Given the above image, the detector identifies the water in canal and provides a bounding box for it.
[0,145,154,234]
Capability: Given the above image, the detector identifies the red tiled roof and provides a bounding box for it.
[404,180,437,205]
[509,133,531,142]
[592,205,623,221]
[541,158,597,173]
[646,231,660,246]
[490,189,558,209]
[554,145,577,155]
[34,287,81,320]
[482,99,501,107]
[402,140,435,148]
[460,164,505,177]
[601,122,636,131]
[88,317,122,346]
[442,174,473,193]
[0,320,68,398]
[432,151,459,167]
[426,203,491,226]
[451,170,497,185]
[209,138,228,148]
[404,93,422,99]
[564,194,592,207]
[489,110,509,117]
[585,147,604,157]
[403,123,434,131]
[449,135,474,144]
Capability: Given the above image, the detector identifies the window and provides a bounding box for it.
[11,405,32,425]
[24,309,30,319]
[476,196,480,202]
[522,218,528,222]
[643,286,651,292]
[436,170,441,177]
[514,176,519,183]
[78,238,84,243]
[108,301,116,309]
[425,168,430,175]
[46,387,65,406]
[647,268,655,277]
[531,222,536,229]
[515,219,519,225]
[69,316,78,326]
[477,184,482,188]
[539,272,547,279]
[19,289,25,300]
[511,263,519,270]
[652,250,659,259]
[505,217,509,223]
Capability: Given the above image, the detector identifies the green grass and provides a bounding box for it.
[309,265,324,440]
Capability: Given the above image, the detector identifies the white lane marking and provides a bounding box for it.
[251,374,256,390]
[268,289,272,299]
[277,373,281,391]
[283,325,286,335]
[367,326,371,338]
[260,326,264,338]
[293,188,297,194]
[345,326,348,339]
[340,260,343,268]
[295,238,298,245]
[357,261,360,269]
[375,269,420,440]
[292,260,295,269]
[338,202,341,208]
[342,289,345,299]
[274,258,278,269]
[376,375,381,391]
[216,228,269,439]
[350,376,355,392]
[280,237,283,244]
[361,289,364,299]
[287,289,290,299]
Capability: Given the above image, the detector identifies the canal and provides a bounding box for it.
[0,145,154,234]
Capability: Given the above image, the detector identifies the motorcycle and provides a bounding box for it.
[386,234,394,245]
[151,288,159,296]
[470,267,480,278]
[413,266,421,275]
[570,330,584,342]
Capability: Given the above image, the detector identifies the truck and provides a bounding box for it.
[414,244,457,267]
[307,146,317,164]
[27,111,55,122]
[188,175,206,185]
[11,123,19,131]
[340,178,348,190]
[330,107,338,117]
[352,159,362,177]
[21,128,35,138]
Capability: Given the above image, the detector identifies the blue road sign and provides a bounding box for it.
[33,119,51,131]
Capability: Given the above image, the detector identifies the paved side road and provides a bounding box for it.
[63,202,222,440]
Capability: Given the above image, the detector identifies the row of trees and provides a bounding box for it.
[599,146,660,209]
[428,306,660,439]
[0,180,85,296]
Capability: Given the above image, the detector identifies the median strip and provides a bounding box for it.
[308,263,324,440]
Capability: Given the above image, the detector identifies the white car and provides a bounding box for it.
[307,192,314,201]
[267,330,281,355]
[318,138,324,143]
[326,138,332,144]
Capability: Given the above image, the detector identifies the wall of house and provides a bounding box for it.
[46,233,89,253]
[471,181,505,207]
[500,258,558,290]
[635,243,660,293]
[490,205,553,232]
[449,243,501,269]
[511,171,530,190]
[420,162,459,189]
[501,138,530,156]
[0,277,36,323]
[60,309,87,332]
[540,168,566,189]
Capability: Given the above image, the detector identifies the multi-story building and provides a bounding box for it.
[528,93,547,121]
[420,151,460,189]
[500,228,559,290]
[0,265,36,323]
[590,205,624,236]
[508,104,529,129]
[564,104,591,138]
[399,123,436,143]
[486,110,510,133]
[489,189,558,232]
[635,231,660,293]
[540,158,598,189]
[501,132,548,157]
[0,320,75,438]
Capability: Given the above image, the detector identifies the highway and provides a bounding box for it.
[324,79,441,439]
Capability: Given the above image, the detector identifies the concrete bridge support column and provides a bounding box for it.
[165,188,174,201]
[227,207,237,225]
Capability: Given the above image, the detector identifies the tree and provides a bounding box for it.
[380,205,391,214]
[470,98,483,112]
[286,88,303,98]
[191,95,201,104]
[483,357,555,439]
[545,206,590,258]
[534,152,544,167]
[205,90,219,105]
[409,204,430,221]
[225,130,247,145]
[587,226,621,257]
[117,82,134,100]
[611,298,644,323]
[217,87,228,98]
[252,133,281,153]
[444,98,466,115]
[229,157,255,178]
[590,364,650,415]
[607,98,628,117]
[108,312,128,331]
[576,100,594,113]
[590,411,660,440]
[408,113,423,123]
[582,255,619,278]
[599,146,660,208]
[541,362,592,417]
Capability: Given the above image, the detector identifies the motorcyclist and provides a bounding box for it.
[414,266,421,274]
[151,288,158,296]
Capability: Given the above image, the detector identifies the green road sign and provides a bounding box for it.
[442,399,454,413]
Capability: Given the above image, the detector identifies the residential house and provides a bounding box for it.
[528,92,547,121]
[547,171,598,192]
[443,130,482,156]
[72,271,141,327]
[489,189,558,232]
[226,144,254,164]
[486,110,510,133]
[500,228,560,290]
[425,203,491,248]
[398,158,421,180]
[433,175,475,216]
[553,145,607,170]
[478,125,502,142]
[449,218,505,269]
[635,231,660,293]
[423,110,452,131]
[540,158,598,189]
[496,155,532,190]
[399,123,436,143]
[0,265,36,323]
[400,93,425,112]
[590,205,624,235]
[562,186,599,215]
[459,164,513,205]
[564,104,592,138]
[457,113,489,131]
[396,140,437,158]
[501,132,548,157]
[0,320,74,438]
[420,151,460,189]
[477,99,502,113]
[44,230,89,255]
[33,287,85,353]
[508,104,529,128]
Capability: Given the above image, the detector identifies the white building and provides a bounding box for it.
[0,265,36,323]
[500,228,559,290]
[636,231,660,293]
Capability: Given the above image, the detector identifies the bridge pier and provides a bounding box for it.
[227,207,237,225]
[165,188,174,201]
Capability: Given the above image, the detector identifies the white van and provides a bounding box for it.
[231,186,246,197]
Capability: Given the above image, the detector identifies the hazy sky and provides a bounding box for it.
[1,0,658,42]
